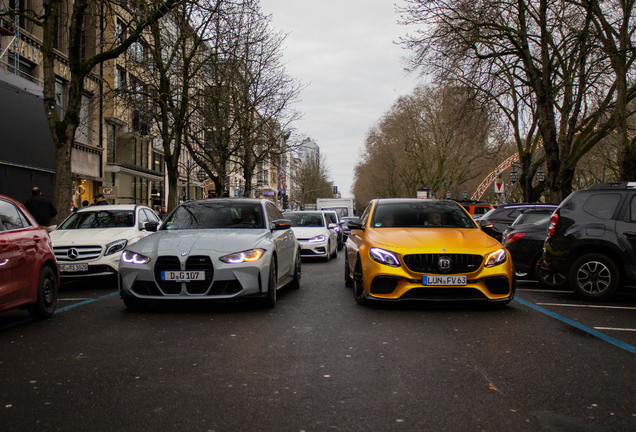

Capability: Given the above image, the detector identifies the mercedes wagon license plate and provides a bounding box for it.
[161,271,205,282]
[59,263,89,272]
[422,275,466,286]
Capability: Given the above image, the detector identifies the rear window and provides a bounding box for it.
[583,193,621,220]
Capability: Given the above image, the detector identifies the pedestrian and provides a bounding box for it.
[158,206,168,220]
[94,193,109,206]
[25,187,57,229]
[70,200,78,213]
[82,200,89,207]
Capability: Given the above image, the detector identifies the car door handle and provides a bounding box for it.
[625,232,636,238]
[33,235,42,242]
[0,240,8,248]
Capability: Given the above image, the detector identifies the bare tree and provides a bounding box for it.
[578,0,636,180]
[352,84,502,201]
[399,0,629,202]
[1,0,184,221]
[290,151,333,209]
[222,6,304,197]
[119,0,225,210]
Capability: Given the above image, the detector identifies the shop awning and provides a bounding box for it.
[105,164,164,182]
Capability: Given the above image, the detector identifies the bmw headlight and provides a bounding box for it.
[122,250,151,264]
[220,249,265,264]
[485,249,507,267]
[369,247,401,267]
[105,239,128,256]
[308,235,326,243]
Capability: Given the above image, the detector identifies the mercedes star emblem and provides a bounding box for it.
[68,248,79,260]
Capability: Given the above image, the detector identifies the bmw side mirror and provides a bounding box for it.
[145,221,159,232]
[271,219,292,231]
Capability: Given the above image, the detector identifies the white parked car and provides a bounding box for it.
[283,211,338,261]
[118,199,301,309]
[50,204,161,279]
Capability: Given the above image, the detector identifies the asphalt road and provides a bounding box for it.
[1,253,636,432]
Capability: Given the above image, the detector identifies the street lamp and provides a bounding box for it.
[536,168,545,183]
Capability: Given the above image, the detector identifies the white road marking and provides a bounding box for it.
[517,289,571,293]
[536,303,636,310]
[594,327,636,332]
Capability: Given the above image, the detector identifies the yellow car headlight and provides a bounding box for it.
[369,247,401,267]
[485,249,507,268]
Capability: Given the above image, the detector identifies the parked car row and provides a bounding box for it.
[4,182,636,319]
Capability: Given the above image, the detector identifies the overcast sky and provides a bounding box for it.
[258,0,422,197]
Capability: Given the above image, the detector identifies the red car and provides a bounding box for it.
[0,194,59,319]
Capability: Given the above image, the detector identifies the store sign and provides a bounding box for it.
[100,186,118,199]
[261,190,275,196]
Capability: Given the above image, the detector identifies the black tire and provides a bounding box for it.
[28,266,58,319]
[289,251,301,290]
[123,297,150,311]
[353,258,367,305]
[264,260,277,308]
[331,241,338,259]
[569,253,621,301]
[344,250,353,288]
[324,242,331,262]
[535,258,567,288]
[338,236,343,251]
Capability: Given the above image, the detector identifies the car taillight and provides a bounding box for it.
[547,213,558,237]
[502,232,525,247]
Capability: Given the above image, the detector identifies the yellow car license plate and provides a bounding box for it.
[423,275,466,286]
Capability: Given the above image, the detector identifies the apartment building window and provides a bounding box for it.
[74,95,90,144]
[129,41,144,61]
[116,19,127,46]
[116,66,127,92]
[107,124,116,164]
[152,152,164,174]
[8,0,28,29]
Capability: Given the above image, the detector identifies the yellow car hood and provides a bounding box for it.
[366,228,500,253]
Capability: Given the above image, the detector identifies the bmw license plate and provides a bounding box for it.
[59,263,89,272]
[161,271,204,282]
[422,275,466,286]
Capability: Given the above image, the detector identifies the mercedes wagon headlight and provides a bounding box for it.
[105,239,128,256]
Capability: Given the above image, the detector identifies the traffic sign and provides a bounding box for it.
[494,180,504,194]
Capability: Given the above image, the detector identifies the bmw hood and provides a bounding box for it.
[129,229,272,255]
[290,226,327,240]
[366,227,500,252]
[50,227,136,245]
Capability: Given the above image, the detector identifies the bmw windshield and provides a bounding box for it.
[163,201,265,230]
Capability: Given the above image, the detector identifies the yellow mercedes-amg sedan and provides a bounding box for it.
[344,198,515,305]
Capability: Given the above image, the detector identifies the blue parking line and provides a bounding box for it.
[515,297,636,355]
[0,292,118,331]
[56,291,119,312]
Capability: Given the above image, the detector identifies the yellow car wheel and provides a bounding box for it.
[353,258,367,305]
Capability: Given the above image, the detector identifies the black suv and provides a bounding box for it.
[479,203,558,241]
[544,182,636,300]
